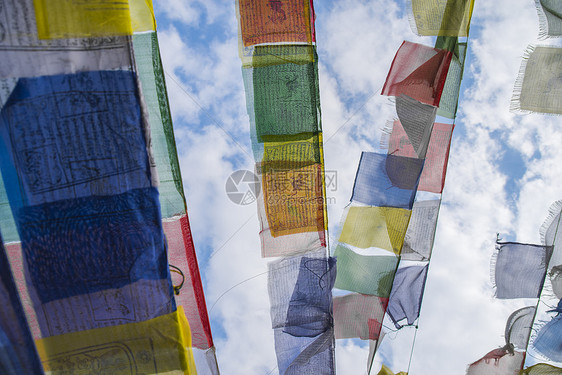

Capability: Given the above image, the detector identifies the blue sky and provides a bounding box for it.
[152,1,562,373]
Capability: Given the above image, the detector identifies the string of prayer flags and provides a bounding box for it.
[535,0,562,39]
[520,363,562,374]
[504,306,537,350]
[409,0,474,37]
[511,45,562,115]
[237,1,334,371]
[387,264,429,329]
[531,300,562,363]
[333,293,388,340]
[351,152,424,209]
[492,242,552,299]
[132,30,218,369]
[0,1,220,373]
[36,306,197,375]
[466,348,526,375]
[0,239,44,374]
[382,41,452,107]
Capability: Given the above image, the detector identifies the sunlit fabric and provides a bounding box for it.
[333,245,398,297]
[512,46,562,115]
[0,0,133,78]
[466,349,525,375]
[269,251,335,374]
[338,206,411,254]
[0,240,44,374]
[435,37,468,118]
[273,328,334,375]
[382,41,452,106]
[237,0,314,47]
[33,0,155,39]
[388,121,454,193]
[387,264,428,328]
[252,55,320,141]
[262,135,322,167]
[377,364,408,375]
[410,0,474,36]
[284,256,335,337]
[0,71,152,208]
[504,306,536,350]
[540,200,562,268]
[260,163,325,237]
[351,152,424,209]
[532,300,562,362]
[36,306,197,375]
[520,363,562,374]
[256,173,326,258]
[550,265,562,299]
[333,293,388,340]
[268,251,334,334]
[393,96,436,159]
[535,0,562,39]
[401,200,441,261]
[493,242,551,299]
[243,44,316,68]
[133,31,218,371]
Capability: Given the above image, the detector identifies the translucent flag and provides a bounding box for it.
[382,41,452,106]
[410,0,474,37]
[0,0,133,78]
[401,199,441,261]
[36,306,197,375]
[387,264,429,328]
[436,37,468,118]
[504,306,536,350]
[535,0,562,39]
[466,348,525,375]
[512,45,562,115]
[520,363,562,374]
[351,152,424,209]
[532,300,562,363]
[237,0,314,47]
[388,121,454,193]
[339,206,411,254]
[393,96,436,159]
[333,293,388,340]
[492,242,551,299]
[333,245,399,298]
[33,0,155,39]
[377,364,408,375]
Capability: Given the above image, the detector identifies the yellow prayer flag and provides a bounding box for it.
[339,206,411,254]
[36,306,197,374]
[34,0,156,39]
[411,0,474,37]
[378,364,408,375]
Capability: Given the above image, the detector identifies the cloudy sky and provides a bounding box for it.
[152,1,562,373]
